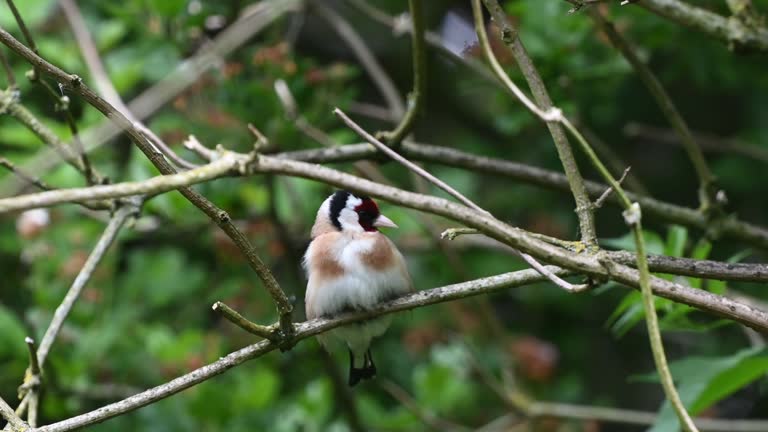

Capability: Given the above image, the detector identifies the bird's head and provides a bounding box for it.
[314,190,398,235]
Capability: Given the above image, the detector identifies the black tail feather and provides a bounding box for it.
[348,349,377,386]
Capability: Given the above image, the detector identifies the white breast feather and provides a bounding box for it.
[305,235,410,318]
[305,233,410,355]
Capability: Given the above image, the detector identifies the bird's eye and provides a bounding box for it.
[358,210,371,218]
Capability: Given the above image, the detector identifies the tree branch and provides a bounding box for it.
[0,0,300,196]
[313,0,404,118]
[0,153,249,213]
[637,0,768,51]
[0,24,295,334]
[334,108,589,292]
[480,0,598,246]
[590,10,718,213]
[377,0,426,145]
[0,396,27,432]
[275,141,768,249]
[31,268,566,432]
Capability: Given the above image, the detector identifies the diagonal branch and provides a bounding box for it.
[334,108,589,293]
[313,0,404,118]
[0,0,300,196]
[480,0,598,246]
[0,395,27,432]
[0,24,295,335]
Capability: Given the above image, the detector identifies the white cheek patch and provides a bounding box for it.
[337,208,363,233]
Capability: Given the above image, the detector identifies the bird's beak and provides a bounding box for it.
[373,214,398,229]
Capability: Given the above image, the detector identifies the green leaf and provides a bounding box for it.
[665,225,687,258]
[0,305,27,357]
[647,347,768,432]
[146,0,186,17]
[0,0,54,29]
[602,230,665,255]
[691,239,712,260]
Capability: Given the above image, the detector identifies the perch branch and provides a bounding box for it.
[32,267,568,432]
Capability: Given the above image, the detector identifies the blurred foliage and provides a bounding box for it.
[1,0,767,431]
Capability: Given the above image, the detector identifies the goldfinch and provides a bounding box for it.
[304,190,412,386]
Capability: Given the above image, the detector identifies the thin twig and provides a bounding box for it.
[594,166,631,208]
[313,1,404,117]
[377,0,426,145]
[636,0,768,51]
[212,302,279,341]
[0,158,51,191]
[334,108,590,293]
[0,47,15,87]
[624,122,768,164]
[380,379,469,432]
[0,89,105,184]
[5,0,37,53]
[135,123,199,170]
[60,0,199,172]
[24,338,40,376]
[334,109,486,213]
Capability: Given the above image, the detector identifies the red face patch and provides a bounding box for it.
[354,198,380,232]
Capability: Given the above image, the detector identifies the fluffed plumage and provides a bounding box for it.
[304,190,412,386]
